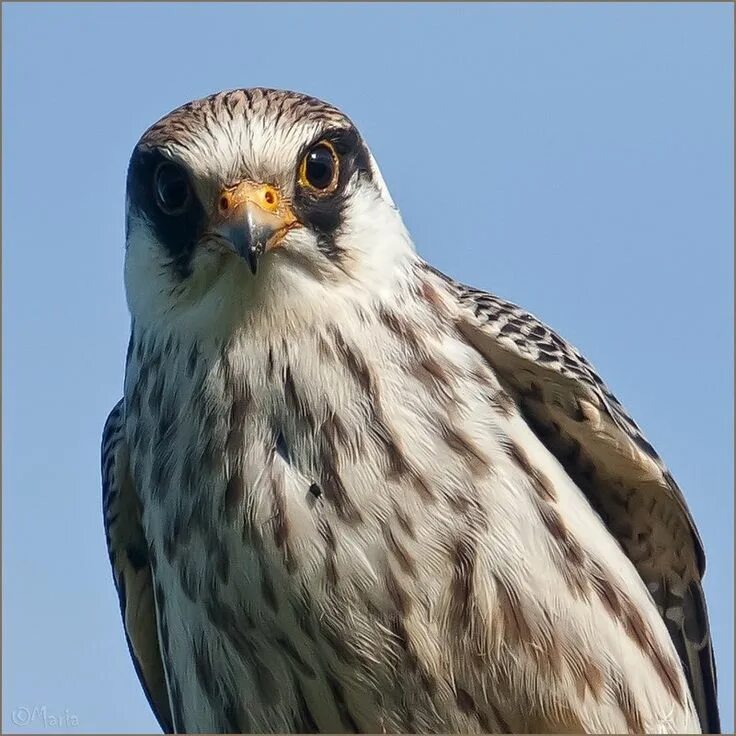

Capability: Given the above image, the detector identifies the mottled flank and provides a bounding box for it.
[104,87,715,735]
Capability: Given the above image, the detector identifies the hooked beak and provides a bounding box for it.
[212,181,298,274]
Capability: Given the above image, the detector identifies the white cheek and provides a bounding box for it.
[335,180,416,295]
[125,215,236,329]
[124,216,172,320]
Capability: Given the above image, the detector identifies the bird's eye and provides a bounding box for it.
[298,142,339,193]
[154,162,192,215]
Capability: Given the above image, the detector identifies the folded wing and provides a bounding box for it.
[102,400,173,734]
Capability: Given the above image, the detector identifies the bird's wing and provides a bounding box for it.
[102,400,173,734]
[429,267,720,734]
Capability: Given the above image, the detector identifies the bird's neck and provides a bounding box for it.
[125,258,459,402]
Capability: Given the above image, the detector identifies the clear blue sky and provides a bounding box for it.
[3,3,732,733]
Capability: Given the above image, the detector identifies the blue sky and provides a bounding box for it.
[2,3,732,733]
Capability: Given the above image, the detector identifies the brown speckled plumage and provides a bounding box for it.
[103,88,719,734]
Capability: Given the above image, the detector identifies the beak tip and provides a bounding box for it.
[216,203,277,274]
[246,246,260,275]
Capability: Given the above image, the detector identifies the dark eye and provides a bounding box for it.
[299,142,339,193]
[154,162,191,215]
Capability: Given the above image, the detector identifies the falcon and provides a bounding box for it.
[102,88,720,734]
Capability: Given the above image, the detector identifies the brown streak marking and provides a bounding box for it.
[260,572,278,612]
[275,636,317,679]
[215,547,230,584]
[530,467,557,503]
[193,642,217,703]
[532,634,564,688]
[379,308,423,354]
[322,411,351,453]
[224,472,244,520]
[386,613,420,675]
[331,327,374,397]
[225,392,250,457]
[559,562,589,601]
[420,355,451,384]
[494,574,533,648]
[529,706,587,734]
[410,359,454,402]
[385,565,413,616]
[455,687,475,715]
[319,451,362,525]
[450,535,477,629]
[441,421,489,475]
[420,278,449,316]
[206,600,254,657]
[621,600,684,703]
[270,473,295,573]
[410,471,435,502]
[177,563,196,602]
[318,519,339,590]
[291,592,318,642]
[375,419,410,476]
[392,504,416,540]
[284,364,317,433]
[505,442,557,502]
[447,492,471,514]
[332,328,434,507]
[494,388,516,418]
[382,526,417,577]
[371,418,435,503]
[317,333,334,360]
[582,659,605,701]
[468,361,492,384]
[537,500,567,542]
[590,561,683,704]
[533,497,588,596]
[590,561,623,617]
[613,678,646,733]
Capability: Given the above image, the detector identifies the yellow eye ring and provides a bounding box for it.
[298,140,339,194]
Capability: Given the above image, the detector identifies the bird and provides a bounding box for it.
[102,87,720,734]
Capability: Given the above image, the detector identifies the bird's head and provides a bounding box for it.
[124,88,415,335]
